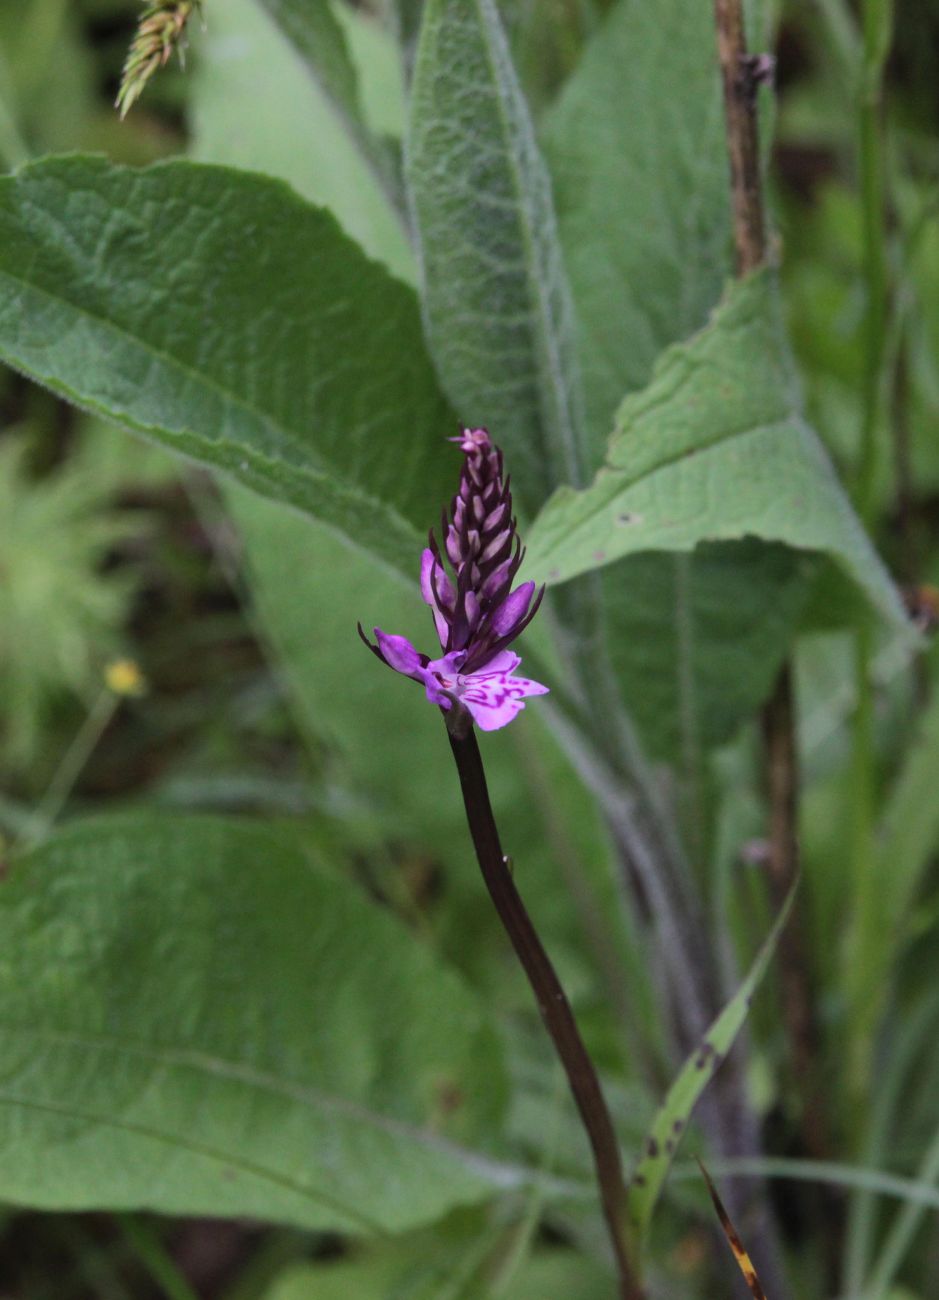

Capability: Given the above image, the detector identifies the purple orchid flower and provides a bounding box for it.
[360,428,548,732]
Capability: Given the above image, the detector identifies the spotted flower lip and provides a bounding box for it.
[360,427,548,730]
[360,630,548,731]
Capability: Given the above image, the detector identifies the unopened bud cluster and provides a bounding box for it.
[423,429,542,673]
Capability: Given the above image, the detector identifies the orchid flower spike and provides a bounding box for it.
[360,427,548,731]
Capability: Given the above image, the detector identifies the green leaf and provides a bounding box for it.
[259,1216,499,1300]
[538,0,813,764]
[263,1242,612,1300]
[0,814,516,1232]
[406,0,587,508]
[875,682,939,934]
[226,485,469,845]
[541,0,732,446]
[192,0,412,281]
[603,543,813,761]
[254,0,404,211]
[626,876,800,1251]
[842,681,939,1024]
[0,155,453,580]
[526,273,907,633]
[225,484,624,946]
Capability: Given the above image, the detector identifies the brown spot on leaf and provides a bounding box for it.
[646,1137,659,1158]
[694,1042,716,1071]
[433,1078,465,1117]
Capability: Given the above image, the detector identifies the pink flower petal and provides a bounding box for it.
[374,629,423,678]
[504,674,549,698]
[422,676,452,709]
[420,549,456,648]
[421,651,467,709]
[420,548,454,609]
[464,694,526,731]
[431,608,450,648]
[473,650,521,676]
[456,666,549,731]
[427,651,467,677]
[419,548,436,605]
[480,558,513,600]
[491,581,534,634]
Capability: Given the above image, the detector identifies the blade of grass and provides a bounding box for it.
[843,991,939,1292]
[671,1156,939,1212]
[844,0,895,1098]
[864,1117,939,1298]
[626,876,798,1252]
[698,1158,768,1299]
[116,1215,200,1300]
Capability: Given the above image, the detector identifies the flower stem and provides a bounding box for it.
[32,688,119,841]
[445,722,643,1300]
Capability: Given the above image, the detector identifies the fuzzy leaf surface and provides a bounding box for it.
[604,543,812,760]
[538,0,821,761]
[407,0,587,508]
[194,0,411,280]
[254,0,403,205]
[0,815,515,1231]
[526,274,906,632]
[542,0,732,447]
[0,155,453,579]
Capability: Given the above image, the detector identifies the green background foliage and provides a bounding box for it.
[1,0,938,1297]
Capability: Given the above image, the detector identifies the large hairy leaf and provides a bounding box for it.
[0,155,452,579]
[0,815,516,1231]
[527,274,906,633]
[406,0,587,508]
[193,0,411,280]
[254,0,404,211]
[264,1247,611,1299]
[542,0,732,447]
[538,0,814,762]
[604,543,813,760]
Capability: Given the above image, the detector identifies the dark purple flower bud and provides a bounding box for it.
[359,427,549,732]
[491,581,535,636]
[414,427,545,673]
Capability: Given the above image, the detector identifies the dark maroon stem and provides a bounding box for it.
[446,722,643,1300]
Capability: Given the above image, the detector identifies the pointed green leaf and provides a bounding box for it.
[542,0,732,447]
[0,155,453,580]
[842,685,939,1030]
[192,0,412,280]
[406,0,587,508]
[626,877,799,1249]
[540,0,814,764]
[0,815,516,1231]
[603,543,812,761]
[526,273,907,632]
[254,0,404,210]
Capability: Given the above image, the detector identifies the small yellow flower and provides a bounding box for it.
[104,658,147,698]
